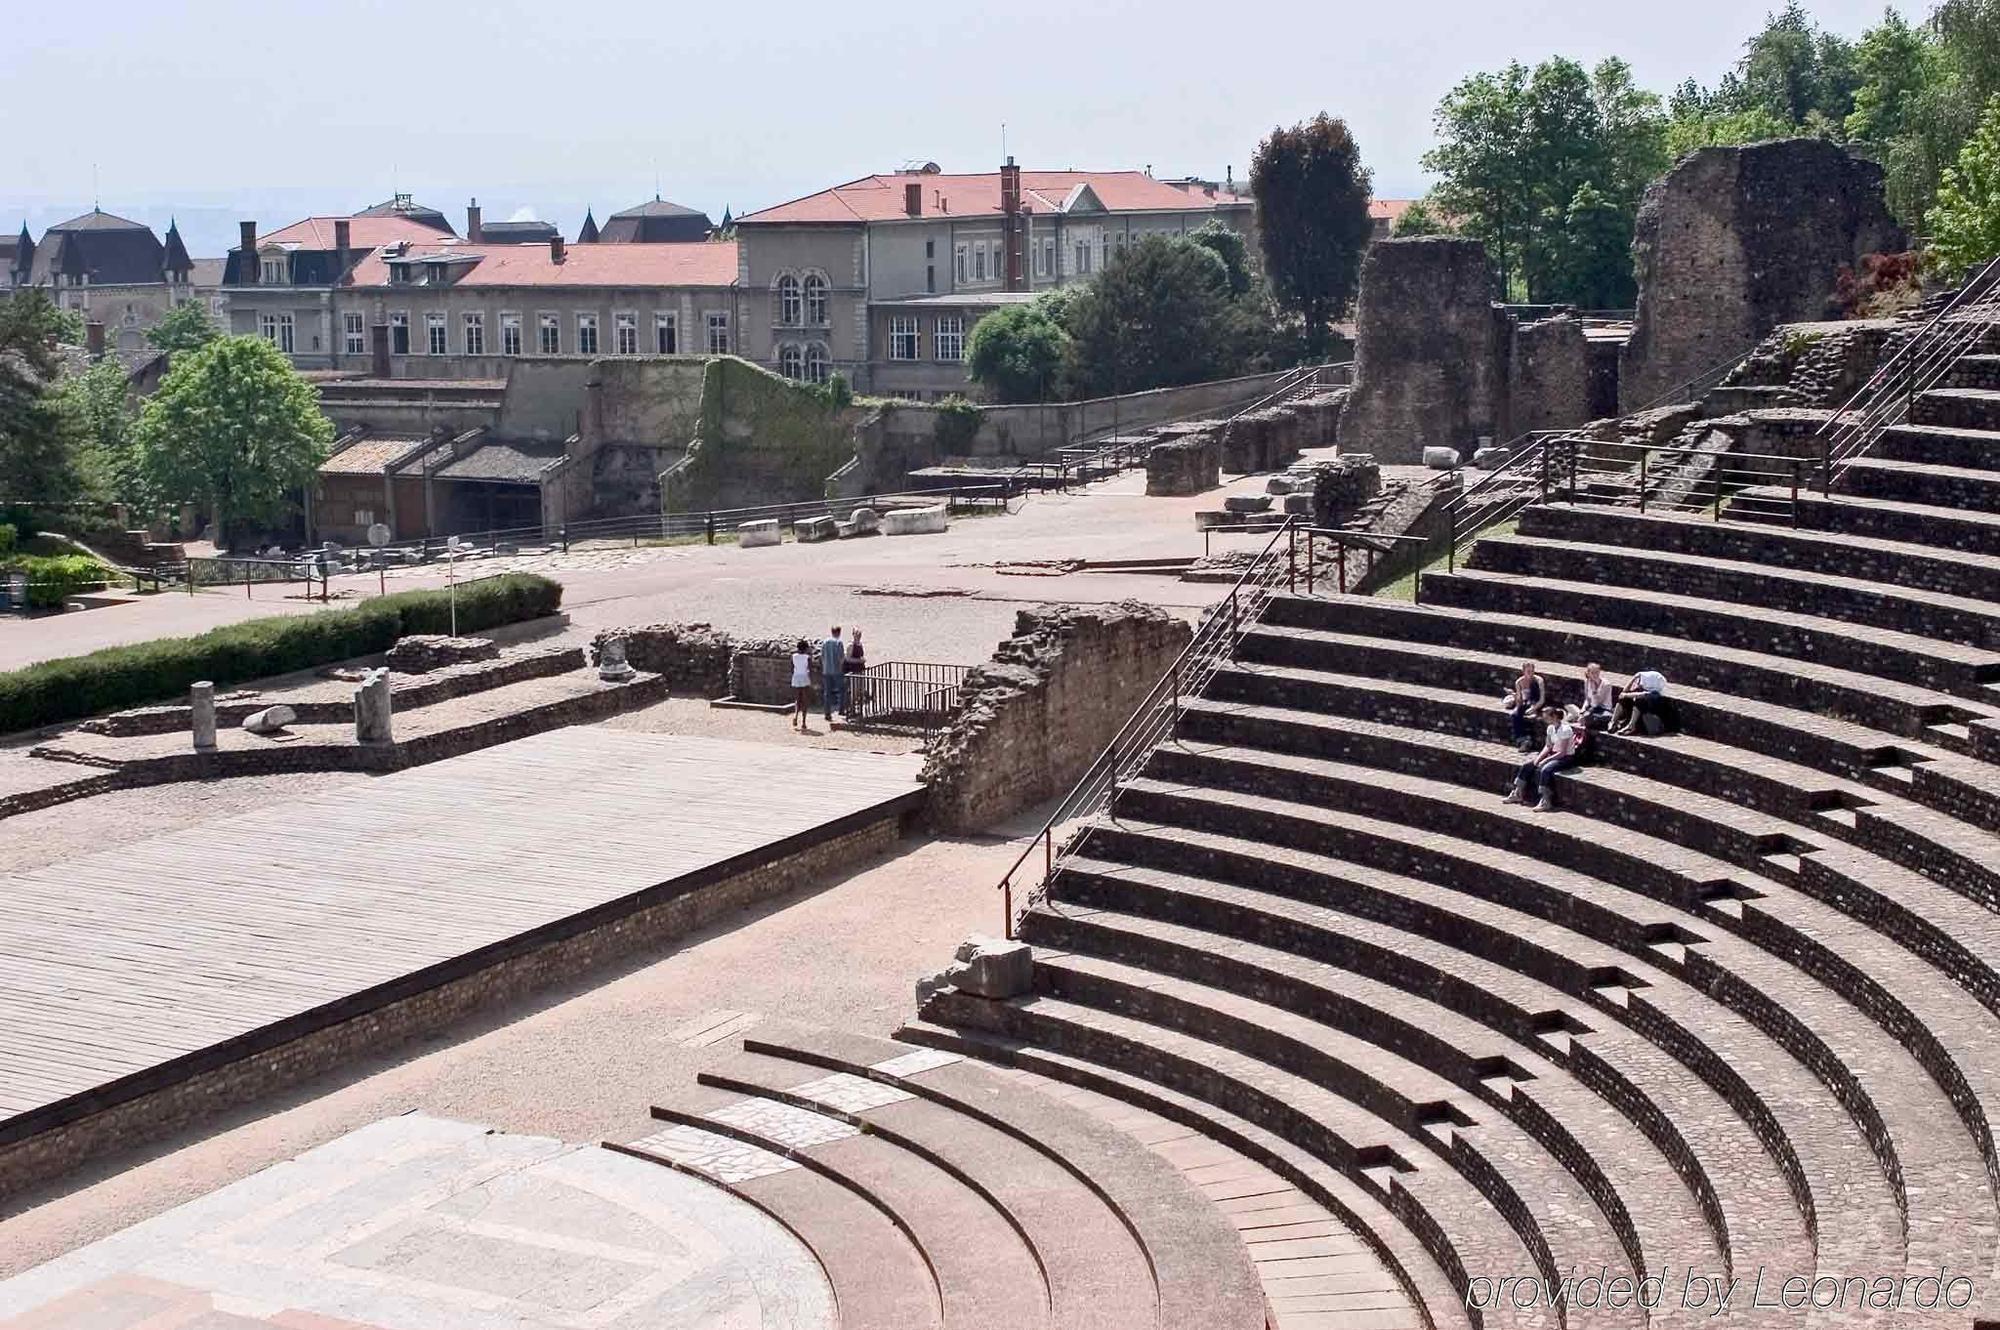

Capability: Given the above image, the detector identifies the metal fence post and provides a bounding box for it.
[1791,460,1801,528]
[1712,458,1724,521]
[1337,541,1348,595]
[1638,452,1648,514]
[705,511,716,545]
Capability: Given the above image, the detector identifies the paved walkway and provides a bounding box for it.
[0,1114,835,1330]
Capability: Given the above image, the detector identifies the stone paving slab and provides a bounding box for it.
[0,1113,835,1330]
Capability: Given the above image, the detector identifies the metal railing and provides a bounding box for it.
[1555,436,1812,524]
[845,660,972,737]
[996,514,1394,935]
[1812,253,2000,490]
[1442,344,1761,572]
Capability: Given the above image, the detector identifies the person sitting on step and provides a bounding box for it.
[1609,667,1674,736]
[1501,661,1547,751]
[1504,704,1580,811]
[1578,662,1618,730]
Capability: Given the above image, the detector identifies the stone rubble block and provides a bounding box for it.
[1423,446,1462,470]
[915,934,1035,1002]
[242,704,297,734]
[1472,446,1511,469]
[384,635,499,675]
[738,519,782,548]
[1224,494,1274,513]
[1266,476,1297,496]
[796,515,840,543]
[883,504,948,536]
[846,506,882,536]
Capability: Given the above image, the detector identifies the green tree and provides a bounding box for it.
[1734,2,1861,128]
[965,297,1071,403]
[0,290,86,506]
[133,335,333,545]
[58,357,143,504]
[1390,199,1450,236]
[1250,113,1375,356]
[1188,219,1254,296]
[1930,93,2000,273]
[1425,63,1533,289]
[1593,58,1672,208]
[146,300,220,354]
[1063,235,1237,397]
[1546,183,1639,307]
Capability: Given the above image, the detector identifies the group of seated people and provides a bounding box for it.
[1499,661,1675,811]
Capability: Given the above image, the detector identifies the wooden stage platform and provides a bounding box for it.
[0,730,925,1154]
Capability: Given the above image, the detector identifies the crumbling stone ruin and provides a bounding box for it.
[1341,237,1504,465]
[1144,390,1349,496]
[590,622,792,699]
[1620,138,1904,410]
[383,635,500,674]
[923,603,1191,832]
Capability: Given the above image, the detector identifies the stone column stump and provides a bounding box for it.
[354,669,393,745]
[190,680,217,752]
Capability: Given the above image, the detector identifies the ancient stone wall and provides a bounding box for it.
[923,603,1191,832]
[1144,434,1219,496]
[1502,314,1594,436]
[1341,237,1505,464]
[592,622,794,699]
[1621,139,1904,410]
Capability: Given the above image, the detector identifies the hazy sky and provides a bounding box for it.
[4,0,1895,256]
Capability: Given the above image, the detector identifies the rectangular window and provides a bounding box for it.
[501,312,522,356]
[463,311,485,356]
[390,311,410,355]
[538,312,560,354]
[705,311,730,354]
[889,315,919,361]
[934,315,964,363]
[1042,238,1056,279]
[655,311,678,354]
[926,264,935,294]
[425,312,447,356]
[1033,240,1047,279]
[1075,241,1093,275]
[973,244,987,283]
[259,257,286,284]
[576,314,599,355]
[953,243,967,285]
[343,311,365,355]
[615,311,638,355]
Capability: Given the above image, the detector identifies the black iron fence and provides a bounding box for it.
[846,660,972,737]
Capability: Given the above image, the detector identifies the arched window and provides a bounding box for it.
[804,342,830,384]
[776,274,801,327]
[779,343,803,380]
[803,273,828,325]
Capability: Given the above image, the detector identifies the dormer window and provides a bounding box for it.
[259,256,288,285]
[389,263,414,285]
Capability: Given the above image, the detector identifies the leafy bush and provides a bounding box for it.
[1832,250,1925,317]
[932,396,982,453]
[0,524,14,556]
[3,553,110,609]
[0,572,561,734]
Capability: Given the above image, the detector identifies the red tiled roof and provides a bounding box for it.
[345,241,739,289]
[319,436,428,475]
[260,216,455,249]
[740,171,1251,226]
[1370,199,1418,223]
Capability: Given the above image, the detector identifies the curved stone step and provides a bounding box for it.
[1234,616,2000,837]
[1417,568,2000,702]
[1514,503,2000,603]
[1260,592,1995,748]
[921,986,1556,1330]
[1109,769,2000,1284]
[1189,673,2000,1008]
[1876,419,2000,469]
[1043,848,1811,1289]
[1760,488,2000,557]
[613,1129,944,1330]
[691,1047,1152,1330]
[727,1022,1268,1330]
[1837,455,2000,511]
[1026,899,1727,1299]
[893,1017,1466,1330]
[635,1094,1050,1329]
[1467,532,2000,652]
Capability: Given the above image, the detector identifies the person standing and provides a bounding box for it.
[790,639,813,732]
[844,628,868,716]
[820,625,847,722]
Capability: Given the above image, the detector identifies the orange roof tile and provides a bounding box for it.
[345,241,739,289]
[319,436,428,475]
[740,171,1251,226]
[1370,199,1418,223]
[260,216,454,249]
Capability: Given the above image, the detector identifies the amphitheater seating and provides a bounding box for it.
[905,369,2000,1327]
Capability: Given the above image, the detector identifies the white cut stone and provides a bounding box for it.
[241,704,296,734]
[882,504,948,536]
[738,519,782,548]
[1423,446,1462,470]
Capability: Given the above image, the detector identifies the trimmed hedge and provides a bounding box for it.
[0,572,562,734]
[4,554,111,609]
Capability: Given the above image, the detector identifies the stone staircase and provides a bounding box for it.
[896,368,2000,1325]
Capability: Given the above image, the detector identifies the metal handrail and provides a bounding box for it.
[997,515,1307,936]
[1813,253,2000,490]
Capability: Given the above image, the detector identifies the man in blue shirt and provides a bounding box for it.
[819,626,846,721]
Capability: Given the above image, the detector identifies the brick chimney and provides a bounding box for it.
[466,198,483,243]
[370,322,391,378]
[85,321,105,359]
[550,234,566,264]
[239,220,258,284]
[333,218,352,278]
[1000,156,1024,291]
[904,181,922,217]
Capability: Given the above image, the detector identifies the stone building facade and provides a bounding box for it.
[734,160,1253,399]
[6,210,219,352]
